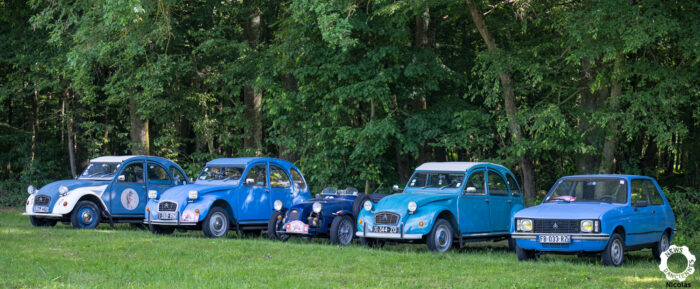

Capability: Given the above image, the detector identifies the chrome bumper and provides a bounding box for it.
[144,211,197,226]
[22,212,62,218]
[511,232,610,241]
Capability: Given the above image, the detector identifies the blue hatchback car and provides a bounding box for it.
[511,175,676,266]
[145,157,311,238]
[24,155,188,229]
[356,162,524,252]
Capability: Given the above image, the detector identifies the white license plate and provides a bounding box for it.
[159,212,176,220]
[33,206,49,213]
[373,225,398,234]
[539,234,571,243]
[285,220,309,234]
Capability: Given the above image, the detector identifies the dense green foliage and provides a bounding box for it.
[0,0,698,214]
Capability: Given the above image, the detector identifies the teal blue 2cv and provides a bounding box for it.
[356,162,524,252]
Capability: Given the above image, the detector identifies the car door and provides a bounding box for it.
[110,161,146,216]
[146,162,175,213]
[644,179,667,243]
[238,163,270,222]
[486,170,510,233]
[627,178,655,245]
[269,164,294,208]
[459,169,491,234]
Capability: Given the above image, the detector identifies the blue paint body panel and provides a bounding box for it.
[279,190,358,237]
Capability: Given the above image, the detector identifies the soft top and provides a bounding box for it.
[90,155,138,163]
[415,162,502,172]
[561,174,654,180]
[205,157,295,168]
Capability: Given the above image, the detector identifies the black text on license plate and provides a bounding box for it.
[33,206,49,213]
[159,212,176,220]
[373,226,398,233]
[539,234,571,243]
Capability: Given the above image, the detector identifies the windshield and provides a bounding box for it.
[197,166,244,181]
[79,162,121,180]
[408,172,465,189]
[545,178,627,203]
[321,187,358,195]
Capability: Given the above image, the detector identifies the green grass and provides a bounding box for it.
[0,209,696,288]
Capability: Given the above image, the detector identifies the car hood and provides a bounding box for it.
[37,179,110,199]
[374,192,455,214]
[293,196,353,214]
[159,183,234,204]
[514,202,622,219]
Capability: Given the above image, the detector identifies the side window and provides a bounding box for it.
[244,164,267,187]
[147,163,171,185]
[290,169,307,190]
[630,179,648,204]
[270,165,291,188]
[120,162,144,183]
[645,180,664,206]
[464,170,486,195]
[506,174,521,197]
[170,166,186,185]
[487,171,509,196]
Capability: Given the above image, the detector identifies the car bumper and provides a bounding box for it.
[355,231,423,239]
[22,212,62,218]
[512,232,610,252]
[144,213,197,226]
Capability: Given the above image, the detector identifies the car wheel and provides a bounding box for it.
[71,201,100,229]
[330,215,355,245]
[360,237,385,248]
[149,225,175,235]
[508,237,516,252]
[352,194,370,219]
[267,211,289,241]
[202,206,229,238]
[652,231,670,261]
[515,241,537,261]
[30,216,57,227]
[426,218,453,253]
[602,233,625,266]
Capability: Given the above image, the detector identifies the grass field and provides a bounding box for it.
[0,209,696,288]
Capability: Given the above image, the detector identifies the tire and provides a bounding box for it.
[352,194,370,219]
[602,233,625,266]
[267,211,289,241]
[426,218,454,252]
[149,225,175,235]
[71,201,100,229]
[360,237,385,248]
[29,216,57,227]
[202,206,230,238]
[508,237,516,252]
[652,231,670,261]
[515,241,537,261]
[330,215,355,245]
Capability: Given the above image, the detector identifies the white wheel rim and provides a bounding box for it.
[611,239,623,265]
[435,225,452,252]
[660,234,669,252]
[210,212,227,236]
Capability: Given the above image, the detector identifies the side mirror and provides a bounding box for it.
[465,187,477,194]
[392,185,400,192]
[634,200,649,207]
[117,175,125,182]
[189,177,194,183]
[246,178,256,186]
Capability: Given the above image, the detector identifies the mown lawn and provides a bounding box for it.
[0,209,696,288]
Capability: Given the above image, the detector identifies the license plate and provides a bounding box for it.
[33,206,49,213]
[539,234,571,243]
[373,225,398,234]
[159,212,176,220]
[285,220,308,234]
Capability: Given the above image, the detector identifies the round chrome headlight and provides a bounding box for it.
[363,200,372,211]
[59,185,69,196]
[188,190,198,200]
[408,201,417,213]
[312,201,322,213]
[581,220,594,233]
[274,200,283,211]
[27,185,36,195]
[519,219,533,232]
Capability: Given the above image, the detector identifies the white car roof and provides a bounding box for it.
[415,162,490,172]
[90,156,138,163]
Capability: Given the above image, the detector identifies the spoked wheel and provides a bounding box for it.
[202,206,229,238]
[602,233,625,266]
[330,215,354,245]
[71,201,100,229]
[426,218,453,252]
[267,211,289,241]
[652,232,670,260]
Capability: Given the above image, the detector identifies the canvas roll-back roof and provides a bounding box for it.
[206,157,294,168]
[415,162,502,172]
[90,155,138,163]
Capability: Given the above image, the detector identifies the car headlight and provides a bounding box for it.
[518,219,533,232]
[188,190,198,200]
[363,200,372,211]
[274,200,283,211]
[59,185,69,196]
[408,201,417,213]
[148,190,158,199]
[27,185,36,195]
[312,201,322,213]
[581,220,594,233]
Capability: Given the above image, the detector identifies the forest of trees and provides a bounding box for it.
[1,0,698,211]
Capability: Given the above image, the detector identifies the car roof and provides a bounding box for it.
[560,174,654,180]
[415,162,509,173]
[89,155,175,165]
[205,157,295,168]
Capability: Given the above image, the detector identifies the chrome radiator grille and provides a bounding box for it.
[374,212,399,225]
[533,219,579,233]
[34,195,51,206]
[158,201,177,212]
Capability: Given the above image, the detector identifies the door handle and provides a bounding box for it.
[507,199,512,203]
[652,210,656,214]
[484,199,489,202]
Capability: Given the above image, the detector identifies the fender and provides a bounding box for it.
[181,194,229,223]
[508,202,525,233]
[404,203,458,236]
[51,185,109,216]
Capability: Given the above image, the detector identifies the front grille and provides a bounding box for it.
[375,212,399,225]
[533,219,579,233]
[158,201,177,212]
[287,209,299,220]
[34,195,51,206]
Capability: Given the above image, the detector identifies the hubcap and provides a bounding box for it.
[435,225,451,251]
[611,239,623,264]
[661,234,669,252]
[210,213,227,236]
[81,210,93,224]
[339,219,352,244]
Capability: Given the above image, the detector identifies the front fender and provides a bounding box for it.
[181,194,221,222]
[404,203,457,236]
[52,188,109,216]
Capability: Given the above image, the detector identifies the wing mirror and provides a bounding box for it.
[392,185,400,192]
[117,175,125,182]
[189,177,194,184]
[465,187,477,194]
[245,178,256,186]
[634,200,649,207]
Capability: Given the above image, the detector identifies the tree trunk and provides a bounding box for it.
[63,89,77,178]
[576,58,607,174]
[243,8,263,156]
[414,7,431,165]
[31,84,39,165]
[466,0,536,205]
[129,96,149,155]
[599,56,622,173]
